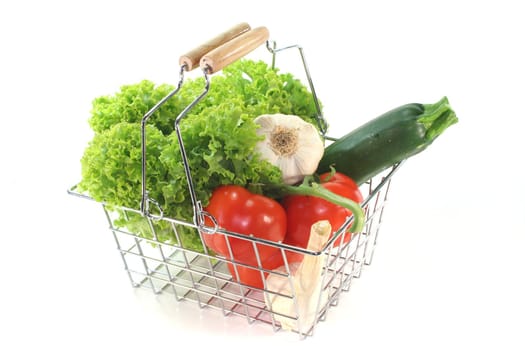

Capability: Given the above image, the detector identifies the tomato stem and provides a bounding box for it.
[275,176,365,233]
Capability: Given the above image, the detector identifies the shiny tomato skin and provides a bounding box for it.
[319,172,362,201]
[203,185,287,265]
[227,248,304,289]
[283,173,363,249]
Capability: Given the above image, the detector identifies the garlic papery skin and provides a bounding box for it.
[254,114,324,185]
[264,220,331,333]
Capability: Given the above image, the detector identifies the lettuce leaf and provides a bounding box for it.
[160,101,282,224]
[89,81,185,135]
[78,59,321,252]
[78,122,169,209]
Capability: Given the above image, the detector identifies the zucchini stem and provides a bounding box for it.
[420,96,458,141]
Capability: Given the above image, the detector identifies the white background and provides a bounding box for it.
[1,0,524,349]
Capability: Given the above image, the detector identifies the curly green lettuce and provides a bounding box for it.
[78,59,322,251]
[160,101,282,223]
[78,122,168,208]
[88,60,321,136]
[195,59,321,126]
[89,81,187,135]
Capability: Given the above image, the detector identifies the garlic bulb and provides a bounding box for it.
[264,220,331,334]
[254,114,324,185]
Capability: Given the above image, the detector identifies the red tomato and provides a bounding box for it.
[226,247,304,289]
[203,185,287,265]
[283,172,363,249]
[319,172,362,192]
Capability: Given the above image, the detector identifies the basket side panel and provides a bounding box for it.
[79,163,399,338]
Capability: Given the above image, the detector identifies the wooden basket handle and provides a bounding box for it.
[179,22,251,71]
[199,26,269,74]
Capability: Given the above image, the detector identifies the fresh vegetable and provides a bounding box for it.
[78,59,321,250]
[265,220,331,333]
[89,80,188,135]
[226,174,364,289]
[202,174,364,289]
[88,60,320,136]
[78,122,169,211]
[212,59,321,126]
[263,174,365,235]
[227,240,304,289]
[319,171,363,190]
[159,103,282,225]
[282,172,364,249]
[202,185,287,264]
[317,96,458,185]
[254,113,325,185]
[77,122,201,247]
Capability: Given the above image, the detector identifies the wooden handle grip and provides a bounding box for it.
[200,27,269,74]
[179,22,251,71]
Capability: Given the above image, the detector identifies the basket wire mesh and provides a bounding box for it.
[68,24,403,339]
[68,161,400,337]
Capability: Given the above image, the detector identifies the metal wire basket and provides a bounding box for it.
[68,23,403,339]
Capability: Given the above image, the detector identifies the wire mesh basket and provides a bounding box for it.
[68,23,403,339]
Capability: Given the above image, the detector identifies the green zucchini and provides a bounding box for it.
[317,96,458,185]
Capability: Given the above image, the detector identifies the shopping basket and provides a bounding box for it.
[68,23,403,339]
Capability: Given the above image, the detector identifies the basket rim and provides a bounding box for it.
[67,161,402,255]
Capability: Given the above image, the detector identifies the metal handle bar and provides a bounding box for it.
[140,25,327,240]
[140,22,253,218]
[265,41,327,135]
[140,25,269,221]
